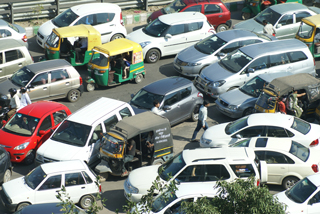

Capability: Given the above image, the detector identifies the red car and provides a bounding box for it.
[0,101,71,165]
[147,0,231,32]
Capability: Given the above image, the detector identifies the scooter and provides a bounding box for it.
[0,107,9,127]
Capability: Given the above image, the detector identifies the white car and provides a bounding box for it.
[275,174,320,214]
[231,137,320,189]
[36,3,127,48]
[124,147,267,202]
[0,160,101,212]
[126,12,215,63]
[200,113,320,148]
[0,19,28,48]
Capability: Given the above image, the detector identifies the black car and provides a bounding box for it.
[13,203,85,214]
[0,146,12,184]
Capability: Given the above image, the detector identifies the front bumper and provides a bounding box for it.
[194,76,221,98]
[173,59,202,77]
[215,99,243,119]
[0,190,17,212]
[36,32,46,48]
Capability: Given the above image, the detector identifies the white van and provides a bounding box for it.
[35,97,135,167]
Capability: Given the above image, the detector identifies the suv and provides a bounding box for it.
[0,19,28,47]
[147,0,231,32]
[124,147,267,202]
[127,12,215,63]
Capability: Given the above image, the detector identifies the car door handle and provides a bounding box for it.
[18,63,22,66]
[81,187,85,189]
[219,15,222,18]
[65,82,70,85]
[0,69,2,72]
[109,24,115,26]
[43,87,47,90]
[177,105,180,108]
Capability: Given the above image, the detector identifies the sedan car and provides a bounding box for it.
[130,76,203,126]
[0,101,71,164]
[13,203,85,214]
[231,137,320,189]
[0,19,28,47]
[0,146,12,184]
[199,113,320,148]
[233,3,320,39]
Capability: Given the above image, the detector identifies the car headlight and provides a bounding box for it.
[1,95,8,99]
[125,179,139,194]
[212,80,226,87]
[14,142,29,150]
[228,105,239,111]
[36,153,44,162]
[139,41,151,48]
[187,62,202,66]
[200,136,212,145]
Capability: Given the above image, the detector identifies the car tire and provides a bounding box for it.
[242,12,251,20]
[242,107,254,117]
[227,87,237,92]
[111,34,124,41]
[24,150,35,165]
[134,74,143,84]
[3,169,11,183]
[146,49,160,63]
[86,83,95,92]
[67,89,80,103]
[80,194,94,209]
[217,24,228,32]
[16,202,30,211]
[282,176,299,190]
[191,105,201,122]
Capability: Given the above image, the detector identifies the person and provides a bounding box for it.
[151,100,161,115]
[276,97,286,114]
[123,53,131,79]
[263,20,275,36]
[121,139,136,177]
[75,37,88,63]
[314,28,320,54]
[19,87,31,110]
[191,100,210,142]
[146,131,155,154]
[20,117,30,130]
[289,90,306,118]
[7,88,20,120]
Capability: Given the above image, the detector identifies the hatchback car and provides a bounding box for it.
[0,146,12,184]
[36,3,127,48]
[0,19,28,47]
[147,0,231,32]
[0,160,101,212]
[130,76,203,126]
[174,29,276,77]
[0,59,84,105]
[231,137,320,189]
[200,113,320,148]
[127,12,215,63]
[0,101,71,165]
[233,3,320,39]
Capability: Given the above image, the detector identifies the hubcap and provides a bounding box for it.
[149,53,158,62]
[286,179,297,189]
[84,197,92,207]
[71,91,79,101]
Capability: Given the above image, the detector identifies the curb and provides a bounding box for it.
[25,1,244,38]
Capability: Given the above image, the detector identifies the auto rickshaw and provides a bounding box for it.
[254,73,320,120]
[44,24,101,66]
[95,112,174,178]
[296,14,320,59]
[86,38,145,92]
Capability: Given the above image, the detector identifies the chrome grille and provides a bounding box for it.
[220,99,229,107]
[176,58,188,66]
[37,32,44,39]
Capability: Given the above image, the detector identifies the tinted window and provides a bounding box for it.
[180,87,192,99]
[82,171,93,184]
[51,69,69,82]
[246,56,269,72]
[230,138,251,147]
[278,14,293,26]
[309,191,320,205]
[39,175,61,190]
[236,126,264,138]
[0,29,11,37]
[167,24,185,36]
[230,164,256,178]
[144,19,170,37]
[265,151,294,164]
[290,141,309,162]
[187,22,203,32]
[104,115,118,132]
[295,12,311,23]
[205,164,230,181]
[75,14,94,25]
[204,4,221,14]
[0,52,2,64]
[225,116,248,135]
[286,177,317,203]
[5,49,23,62]
[119,107,132,119]
[159,152,186,181]
[255,138,268,147]
[288,51,307,63]
[291,118,310,135]
[32,73,48,86]
[266,126,288,137]
[220,41,241,54]
[270,53,290,67]
[96,13,115,24]
[53,110,68,126]
[176,165,203,182]
[164,92,180,106]
[39,115,52,131]
[184,5,201,12]
[65,172,85,187]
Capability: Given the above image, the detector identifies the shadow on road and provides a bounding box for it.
[102,189,127,213]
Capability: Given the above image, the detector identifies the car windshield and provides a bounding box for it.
[152,190,178,212]
[89,52,109,67]
[291,118,311,135]
[162,0,187,14]
[25,166,47,190]
[289,141,310,162]
[194,35,227,55]
[10,67,35,87]
[255,92,276,110]
[6,21,19,32]
[285,177,317,203]
[51,120,92,147]
[46,32,60,48]
[143,19,170,37]
[159,152,186,181]
[3,113,39,136]
[131,89,164,110]
[239,76,267,97]
[219,49,253,73]
[225,116,248,135]
[52,8,79,27]
[297,22,314,39]
[254,7,281,25]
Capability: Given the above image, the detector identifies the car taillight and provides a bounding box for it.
[257,179,260,187]
[22,35,27,42]
[79,76,83,85]
[209,28,216,34]
[99,184,102,193]
[310,139,319,147]
[312,164,318,173]
[120,12,124,26]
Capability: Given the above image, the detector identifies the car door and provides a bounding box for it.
[275,13,295,39]
[34,174,62,204]
[162,24,186,56]
[176,86,193,122]
[269,53,293,73]
[49,69,71,99]
[308,191,320,214]
[230,126,265,145]
[2,49,25,78]
[204,4,223,28]
[185,21,208,48]
[35,114,54,149]
[239,56,269,85]
[92,13,116,43]
[64,172,88,203]
[27,72,50,101]
[161,91,181,125]
[87,123,103,166]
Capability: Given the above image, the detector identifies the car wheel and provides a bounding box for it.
[134,74,143,84]
[191,105,201,122]
[111,34,124,41]
[282,176,299,190]
[80,194,94,209]
[67,89,80,103]
[86,83,95,92]
[24,150,35,165]
[242,107,254,117]
[3,169,11,183]
[217,24,228,32]
[16,202,30,211]
[242,12,251,20]
[146,49,160,63]
[227,87,237,92]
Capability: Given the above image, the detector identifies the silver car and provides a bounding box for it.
[0,19,28,48]
[173,30,276,77]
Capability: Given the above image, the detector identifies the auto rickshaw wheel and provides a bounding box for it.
[242,12,251,20]
[217,24,228,32]
[146,49,160,63]
[67,89,80,103]
[111,33,124,41]
[86,83,95,92]
[134,74,143,84]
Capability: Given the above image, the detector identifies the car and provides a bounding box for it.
[174,29,276,77]
[130,76,203,126]
[275,174,320,214]
[0,59,84,105]
[0,160,101,212]
[0,19,28,48]
[124,147,267,202]
[36,3,127,48]
[0,146,12,184]
[231,137,320,189]
[199,113,320,148]
[0,101,71,165]
[0,39,33,80]
[147,0,231,32]
[233,3,320,39]
[13,203,86,214]
[127,12,215,63]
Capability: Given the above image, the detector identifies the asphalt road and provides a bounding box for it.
[2,11,320,214]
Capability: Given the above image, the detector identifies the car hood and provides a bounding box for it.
[149,9,163,21]
[38,20,57,39]
[126,28,154,45]
[219,89,254,106]
[0,79,17,97]
[13,24,26,34]
[274,191,303,213]
[234,19,263,34]
[130,102,148,114]
[0,129,30,148]
[202,123,229,140]
[3,177,31,202]
[201,63,233,82]
[177,45,211,63]
[128,165,160,190]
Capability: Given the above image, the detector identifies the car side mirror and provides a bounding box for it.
[236,134,242,139]
[27,84,33,89]
[163,105,171,111]
[88,138,95,146]
[276,24,282,29]
[39,130,46,136]
[131,94,134,98]
[247,68,255,73]
[217,52,226,58]
[165,34,172,39]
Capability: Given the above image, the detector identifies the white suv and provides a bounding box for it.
[124,147,267,202]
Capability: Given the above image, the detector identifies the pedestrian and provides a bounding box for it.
[191,100,210,142]
[19,87,31,110]
[263,20,275,36]
[121,139,136,177]
[288,90,306,118]
[151,100,161,115]
[7,88,20,120]
[276,97,286,114]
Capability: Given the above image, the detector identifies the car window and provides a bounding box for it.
[246,56,269,72]
[266,126,289,137]
[270,53,290,67]
[230,164,256,178]
[204,4,221,14]
[220,41,241,54]
[51,69,69,82]
[184,5,202,12]
[309,191,320,205]
[0,52,3,64]
[230,138,251,147]
[288,51,307,63]
[235,126,264,138]
[65,172,85,187]
[82,171,93,184]
[53,110,68,126]
[96,13,115,24]
[290,141,309,162]
[219,49,253,73]
[241,39,262,46]
[204,164,230,181]
[91,124,102,142]
[265,151,294,164]
[295,12,311,23]
[0,149,5,160]
[278,14,293,26]
[104,115,118,132]
[31,72,48,86]
[180,87,192,99]
[166,24,185,36]
[291,117,311,135]
[0,29,11,37]
[255,151,265,161]
[286,177,317,203]
[39,115,52,131]
[164,92,180,106]
[187,22,203,32]
[38,175,61,190]
[165,198,193,214]
[119,107,132,119]
[176,165,204,182]
[75,14,95,25]
[5,49,23,62]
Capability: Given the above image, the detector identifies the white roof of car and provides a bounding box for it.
[71,3,121,15]
[159,12,206,25]
[248,137,293,151]
[41,160,87,175]
[247,113,294,128]
[306,174,320,187]
[175,183,220,198]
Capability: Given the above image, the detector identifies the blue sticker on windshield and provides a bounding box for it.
[17,113,22,118]
[35,119,39,122]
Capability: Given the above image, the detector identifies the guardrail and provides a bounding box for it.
[0,0,173,23]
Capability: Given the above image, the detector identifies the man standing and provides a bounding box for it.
[7,88,20,120]
[191,100,210,142]
[289,90,306,118]
[121,139,136,177]
[151,100,161,115]
[263,20,275,36]
[19,87,31,110]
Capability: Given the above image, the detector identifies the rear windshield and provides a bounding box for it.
[230,164,256,178]
[289,141,310,162]
[285,177,316,203]
[291,118,311,135]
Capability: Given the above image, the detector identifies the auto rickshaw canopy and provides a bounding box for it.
[93,38,142,56]
[302,14,320,28]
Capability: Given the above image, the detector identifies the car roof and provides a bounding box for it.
[159,12,206,25]
[270,3,308,14]
[143,76,192,95]
[306,174,320,187]
[71,3,120,15]
[249,137,292,151]
[217,30,258,42]
[41,160,87,175]
[257,72,293,82]
[0,39,25,50]
[18,101,68,118]
[240,39,306,58]
[247,113,294,128]
[25,59,71,74]
[175,183,220,198]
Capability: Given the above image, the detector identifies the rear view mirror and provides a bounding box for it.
[131,94,134,98]
[276,24,282,29]
[163,105,171,111]
[247,68,255,73]
[217,52,226,58]
[165,34,172,39]
[39,130,46,136]
[235,134,242,139]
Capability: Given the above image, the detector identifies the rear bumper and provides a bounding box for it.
[78,85,84,95]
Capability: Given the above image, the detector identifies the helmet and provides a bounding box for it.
[20,87,27,93]
[9,88,17,94]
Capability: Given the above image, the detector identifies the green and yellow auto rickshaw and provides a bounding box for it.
[296,14,320,59]
[86,38,145,92]
[44,24,101,66]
